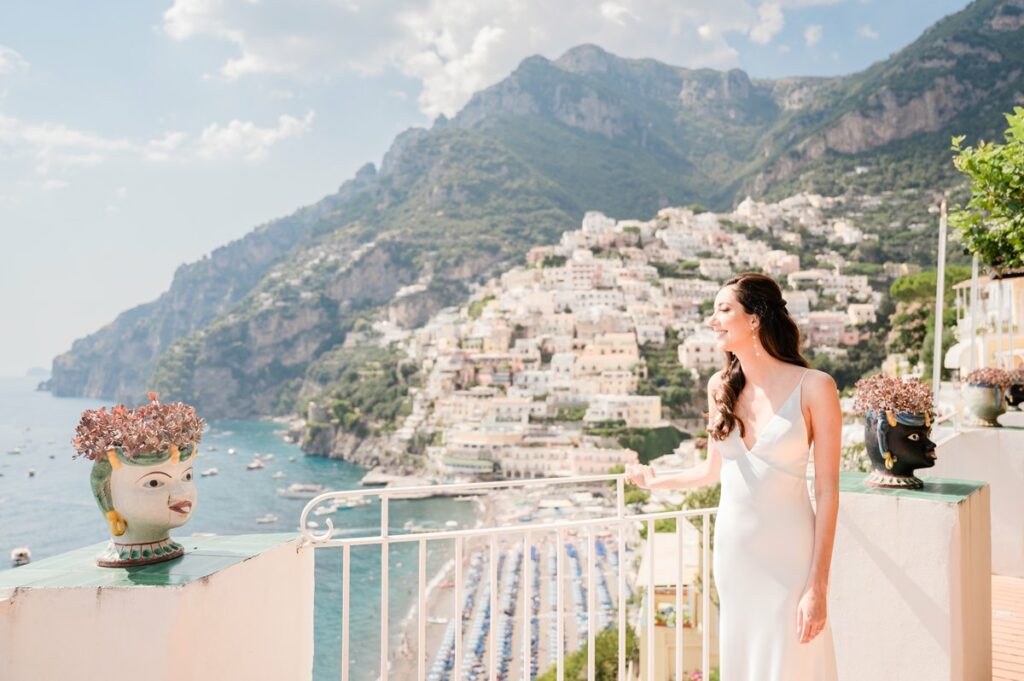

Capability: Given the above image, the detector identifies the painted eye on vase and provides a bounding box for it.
[907,433,920,441]
[140,476,166,489]
[183,470,193,482]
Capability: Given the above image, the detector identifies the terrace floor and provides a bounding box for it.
[993,575,1024,681]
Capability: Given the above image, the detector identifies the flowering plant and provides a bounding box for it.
[852,374,933,415]
[73,392,204,460]
[963,367,1013,388]
[1008,367,1024,385]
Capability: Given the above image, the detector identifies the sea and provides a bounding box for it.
[0,375,478,680]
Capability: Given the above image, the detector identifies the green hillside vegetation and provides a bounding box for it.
[302,344,420,436]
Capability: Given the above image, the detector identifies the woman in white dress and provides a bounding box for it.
[626,272,840,680]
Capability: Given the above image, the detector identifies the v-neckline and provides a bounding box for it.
[736,372,807,453]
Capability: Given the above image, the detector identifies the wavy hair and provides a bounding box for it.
[709,272,809,442]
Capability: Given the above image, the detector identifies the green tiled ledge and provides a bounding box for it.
[0,533,299,590]
[838,471,986,503]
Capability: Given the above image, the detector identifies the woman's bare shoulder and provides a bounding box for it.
[802,368,838,397]
[707,369,726,391]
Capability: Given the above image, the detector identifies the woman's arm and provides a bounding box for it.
[796,370,842,643]
[625,373,722,490]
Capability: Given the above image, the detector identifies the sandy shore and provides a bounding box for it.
[389,493,499,680]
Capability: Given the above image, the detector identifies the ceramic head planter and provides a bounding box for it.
[74,394,204,567]
[853,375,936,489]
[962,367,1011,427]
[1005,368,1024,411]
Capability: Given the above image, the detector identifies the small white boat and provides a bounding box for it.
[259,453,275,461]
[277,482,324,499]
[10,547,30,567]
[306,520,320,528]
[246,459,265,470]
[445,520,459,528]
[255,514,278,524]
[7,448,21,455]
[313,505,335,516]
[288,456,297,462]
[343,497,371,509]
[207,445,218,451]
[272,471,286,479]
[227,448,237,455]
[200,467,219,477]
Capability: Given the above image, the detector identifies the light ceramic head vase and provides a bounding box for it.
[91,444,197,567]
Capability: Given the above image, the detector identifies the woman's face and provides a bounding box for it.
[706,285,757,353]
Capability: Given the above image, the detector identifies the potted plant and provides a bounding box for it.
[961,367,1011,427]
[73,393,203,567]
[853,375,936,489]
[1006,367,1024,410]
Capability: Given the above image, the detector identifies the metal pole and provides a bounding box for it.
[933,198,948,396]
[970,256,980,372]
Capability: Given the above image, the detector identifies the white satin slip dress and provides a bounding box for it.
[712,369,838,680]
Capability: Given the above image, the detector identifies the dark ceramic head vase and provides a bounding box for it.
[864,410,937,489]
[1007,383,1024,410]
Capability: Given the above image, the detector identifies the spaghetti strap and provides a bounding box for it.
[797,368,811,388]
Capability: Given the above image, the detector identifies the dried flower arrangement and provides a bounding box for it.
[1008,367,1024,385]
[852,374,933,415]
[963,367,1013,388]
[73,392,204,460]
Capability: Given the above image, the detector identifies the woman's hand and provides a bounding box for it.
[624,463,656,488]
[796,585,827,644]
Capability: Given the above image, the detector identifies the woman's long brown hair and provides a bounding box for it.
[709,272,809,442]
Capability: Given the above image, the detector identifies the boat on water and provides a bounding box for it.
[259,453,274,461]
[246,459,265,470]
[10,547,30,567]
[445,520,459,528]
[206,445,218,451]
[288,456,297,462]
[200,467,219,477]
[277,482,324,499]
[272,471,286,479]
[7,448,21,455]
[227,448,237,455]
[255,514,278,524]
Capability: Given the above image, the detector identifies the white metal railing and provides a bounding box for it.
[300,474,718,681]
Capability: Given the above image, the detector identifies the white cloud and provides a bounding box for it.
[600,2,637,26]
[160,0,846,118]
[749,3,784,45]
[857,24,879,39]
[195,111,315,160]
[0,111,314,186]
[804,24,823,46]
[0,46,29,75]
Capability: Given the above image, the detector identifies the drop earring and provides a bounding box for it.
[752,328,761,357]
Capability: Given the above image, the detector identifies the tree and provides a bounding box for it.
[950,107,1024,274]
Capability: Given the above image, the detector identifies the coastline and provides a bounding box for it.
[389,492,495,680]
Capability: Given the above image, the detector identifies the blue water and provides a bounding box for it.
[0,375,477,680]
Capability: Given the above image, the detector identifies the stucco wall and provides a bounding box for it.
[0,535,313,681]
[830,479,991,681]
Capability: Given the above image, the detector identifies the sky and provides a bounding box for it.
[0,0,973,377]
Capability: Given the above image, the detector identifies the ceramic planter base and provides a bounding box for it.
[96,537,185,568]
[865,469,924,489]
[962,384,1006,427]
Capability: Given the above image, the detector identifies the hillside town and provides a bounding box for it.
[320,193,923,481]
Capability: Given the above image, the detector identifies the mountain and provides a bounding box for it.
[46,0,1024,418]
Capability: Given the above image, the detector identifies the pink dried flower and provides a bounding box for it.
[72,394,204,460]
[963,367,1013,388]
[1007,367,1024,385]
[852,374,933,415]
